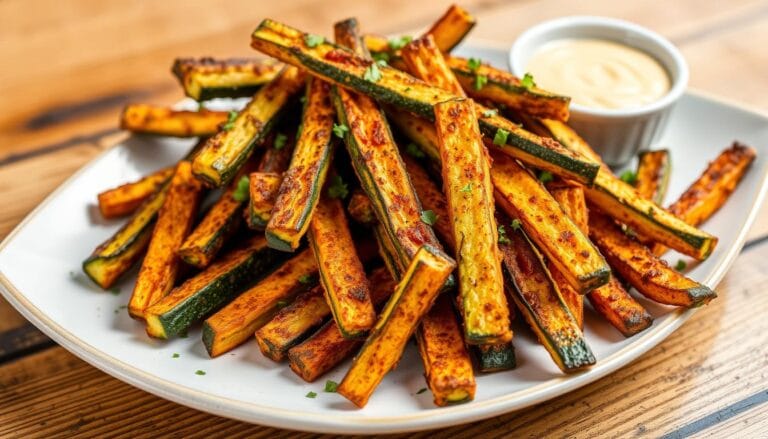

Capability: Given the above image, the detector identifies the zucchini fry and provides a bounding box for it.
[589,212,717,307]
[416,294,476,405]
[534,118,718,260]
[653,142,756,255]
[423,4,476,53]
[172,57,283,101]
[192,65,305,186]
[250,19,599,185]
[287,268,396,382]
[266,78,334,251]
[475,343,517,373]
[128,161,203,319]
[255,285,329,361]
[202,249,317,357]
[448,57,570,122]
[337,245,455,408]
[635,149,671,205]
[308,193,375,338]
[97,167,174,219]
[402,37,510,344]
[246,172,282,229]
[499,219,595,373]
[491,152,610,293]
[257,131,295,173]
[346,189,376,225]
[144,236,284,339]
[120,104,228,137]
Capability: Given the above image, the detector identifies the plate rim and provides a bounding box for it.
[1,85,767,433]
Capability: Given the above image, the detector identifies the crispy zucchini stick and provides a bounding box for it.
[266,78,335,251]
[652,142,756,256]
[128,161,202,319]
[246,172,282,229]
[97,167,174,219]
[402,37,510,344]
[337,245,455,407]
[250,19,599,185]
[192,65,305,186]
[491,152,610,293]
[346,189,377,225]
[635,149,671,205]
[120,104,228,137]
[499,218,595,372]
[172,57,283,101]
[287,268,395,382]
[589,212,717,307]
[309,193,375,338]
[533,118,718,260]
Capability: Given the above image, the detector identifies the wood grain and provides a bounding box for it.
[1,0,767,436]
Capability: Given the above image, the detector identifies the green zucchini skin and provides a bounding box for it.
[150,242,287,338]
[474,343,517,373]
[197,86,263,101]
[250,19,599,185]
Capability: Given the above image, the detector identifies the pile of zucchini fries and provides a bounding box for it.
[84,5,756,408]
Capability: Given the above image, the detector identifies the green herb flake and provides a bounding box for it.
[467,58,482,72]
[172,353,180,358]
[222,110,238,131]
[376,59,388,67]
[416,387,428,394]
[304,34,325,48]
[273,133,288,150]
[306,391,317,399]
[372,51,390,64]
[363,62,382,82]
[474,74,488,91]
[332,123,349,139]
[324,380,339,393]
[299,274,313,285]
[420,210,438,226]
[195,370,206,376]
[109,287,121,296]
[299,95,308,105]
[493,128,509,146]
[197,102,206,112]
[327,175,349,199]
[510,219,522,231]
[620,170,638,185]
[388,35,413,50]
[498,225,510,245]
[538,171,554,184]
[482,108,498,118]
[521,72,536,89]
[675,259,687,271]
[232,176,250,202]
[460,183,473,193]
[405,142,425,159]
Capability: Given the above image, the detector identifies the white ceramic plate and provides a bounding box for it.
[1,44,767,434]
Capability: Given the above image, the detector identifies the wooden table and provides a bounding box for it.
[1,0,768,436]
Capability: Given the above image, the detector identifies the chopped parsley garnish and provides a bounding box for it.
[376,59,388,67]
[493,128,509,146]
[298,274,314,285]
[327,175,349,199]
[420,210,438,226]
[497,225,510,245]
[372,51,390,63]
[416,387,428,394]
[473,74,488,90]
[363,62,382,82]
[273,133,288,150]
[304,34,325,48]
[460,183,473,193]
[482,108,498,118]
[299,95,307,105]
[405,142,425,159]
[675,260,687,271]
[232,176,250,202]
[620,170,638,185]
[172,353,180,358]
[510,219,522,231]
[332,123,349,139]
[521,72,536,89]
[109,287,121,296]
[467,58,482,72]
[306,391,317,398]
[195,370,206,376]
[538,171,554,184]
[222,110,238,131]
[324,380,339,392]
[388,35,413,50]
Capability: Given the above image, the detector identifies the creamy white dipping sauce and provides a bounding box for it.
[526,38,671,110]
